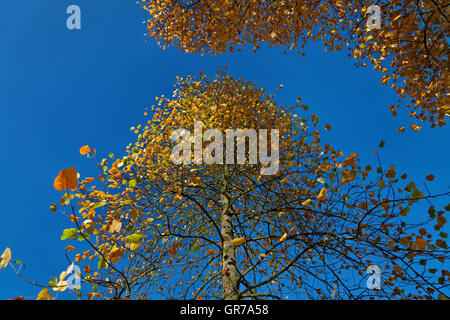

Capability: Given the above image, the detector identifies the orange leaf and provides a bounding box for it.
[80,145,91,155]
[316,188,327,202]
[169,243,181,255]
[413,236,428,251]
[53,168,78,191]
[88,292,101,300]
[426,174,435,181]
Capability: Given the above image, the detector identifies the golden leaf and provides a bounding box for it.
[53,168,78,191]
[231,237,246,247]
[0,247,12,269]
[110,246,123,263]
[301,199,312,206]
[37,288,52,300]
[79,145,91,155]
[316,188,327,201]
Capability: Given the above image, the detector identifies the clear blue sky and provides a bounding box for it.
[0,0,448,299]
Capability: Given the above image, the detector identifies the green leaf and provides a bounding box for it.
[48,277,58,288]
[191,243,200,252]
[444,203,450,211]
[316,177,325,184]
[90,202,106,209]
[61,228,78,241]
[128,180,137,188]
[379,140,386,148]
[125,233,143,243]
[63,194,71,206]
[77,234,90,241]
[405,181,416,192]
[98,256,107,270]
[411,189,422,200]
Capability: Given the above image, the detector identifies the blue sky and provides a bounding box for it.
[0,0,448,299]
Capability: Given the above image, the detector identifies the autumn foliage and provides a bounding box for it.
[141,0,449,129]
[2,1,449,301]
[42,73,449,300]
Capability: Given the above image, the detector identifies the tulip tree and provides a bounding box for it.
[140,0,449,129]
[44,72,450,300]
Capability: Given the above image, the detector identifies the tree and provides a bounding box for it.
[45,72,449,300]
[140,0,449,129]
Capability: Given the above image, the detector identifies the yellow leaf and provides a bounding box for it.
[0,247,12,269]
[301,199,312,206]
[192,176,202,185]
[280,233,287,242]
[37,288,51,300]
[130,243,139,251]
[231,237,246,247]
[110,246,123,263]
[316,188,327,201]
[53,280,68,292]
[278,211,286,218]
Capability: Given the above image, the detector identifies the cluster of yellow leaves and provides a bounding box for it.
[141,0,449,128]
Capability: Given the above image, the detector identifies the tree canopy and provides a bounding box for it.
[28,72,448,300]
[1,1,448,301]
[141,0,449,129]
